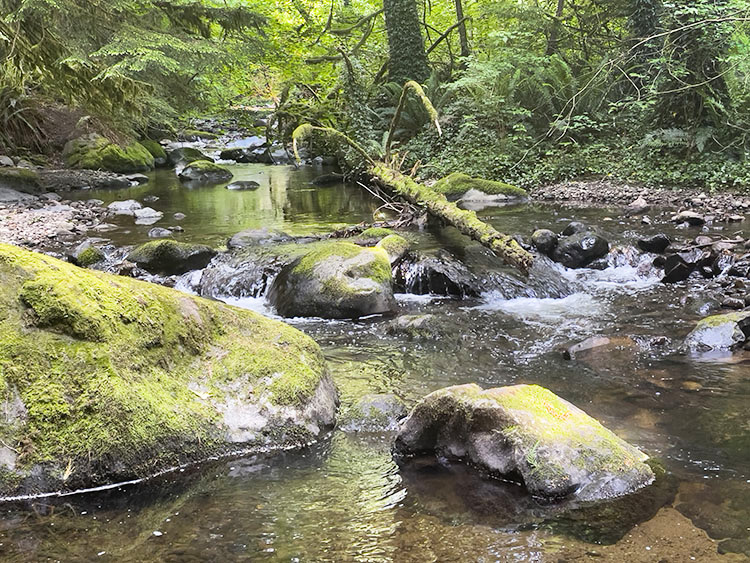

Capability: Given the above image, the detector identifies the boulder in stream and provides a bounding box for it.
[551,231,610,269]
[178,160,233,184]
[167,146,211,167]
[127,240,217,275]
[394,250,481,297]
[431,172,527,200]
[394,383,655,502]
[63,134,155,173]
[269,241,396,319]
[637,234,671,254]
[227,180,260,191]
[683,311,750,353]
[531,229,558,255]
[0,243,337,496]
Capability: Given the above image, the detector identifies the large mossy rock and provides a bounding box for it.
[269,242,396,319]
[127,240,217,275]
[139,139,168,167]
[63,133,155,173]
[683,311,750,353]
[394,384,654,502]
[177,160,233,184]
[0,167,42,194]
[432,172,527,199]
[0,243,337,496]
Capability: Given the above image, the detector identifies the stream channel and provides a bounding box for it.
[1,157,749,561]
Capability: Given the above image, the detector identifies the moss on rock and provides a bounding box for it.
[63,134,154,173]
[139,139,168,165]
[360,227,394,240]
[177,160,233,184]
[269,241,396,319]
[394,383,654,502]
[0,167,42,194]
[432,172,527,198]
[0,243,336,496]
[376,234,410,265]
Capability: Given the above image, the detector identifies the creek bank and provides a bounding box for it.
[0,243,337,496]
[394,383,654,502]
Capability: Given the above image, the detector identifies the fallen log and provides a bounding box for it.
[370,164,534,274]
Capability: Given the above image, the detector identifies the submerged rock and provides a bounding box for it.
[551,231,610,269]
[311,173,344,186]
[63,134,154,173]
[127,240,217,275]
[269,241,395,319]
[394,384,654,502]
[226,180,260,191]
[339,394,407,432]
[0,243,337,496]
[178,160,233,184]
[683,311,750,353]
[227,228,293,249]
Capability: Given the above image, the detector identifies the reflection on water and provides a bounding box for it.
[4,163,750,560]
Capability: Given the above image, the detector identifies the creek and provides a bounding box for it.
[1,160,749,561]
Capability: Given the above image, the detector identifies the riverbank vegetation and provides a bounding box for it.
[4,0,750,190]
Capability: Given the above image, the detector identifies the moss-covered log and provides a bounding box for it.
[371,164,534,274]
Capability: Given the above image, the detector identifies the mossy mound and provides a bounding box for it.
[127,240,217,275]
[432,172,526,199]
[139,139,168,166]
[683,311,750,353]
[63,134,155,173]
[376,234,410,265]
[177,160,233,184]
[360,227,394,240]
[0,167,42,194]
[394,383,654,502]
[269,241,396,319]
[0,243,337,496]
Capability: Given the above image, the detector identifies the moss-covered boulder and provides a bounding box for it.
[166,146,211,168]
[394,384,654,501]
[127,240,217,275]
[63,134,155,173]
[683,311,750,353]
[0,167,42,194]
[269,241,396,319]
[139,139,168,167]
[177,160,233,184]
[0,243,337,496]
[376,234,410,265]
[432,172,527,199]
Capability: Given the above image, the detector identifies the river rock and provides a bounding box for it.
[661,254,692,283]
[70,240,105,267]
[63,133,154,173]
[561,221,588,236]
[672,210,706,226]
[227,227,293,249]
[127,240,217,275]
[227,180,260,191]
[178,160,233,184]
[394,250,481,297]
[0,155,14,167]
[431,172,526,199]
[126,173,149,185]
[393,384,655,501]
[638,234,671,254]
[148,227,172,238]
[376,234,410,265]
[167,146,211,167]
[625,196,650,217]
[133,207,163,225]
[339,394,407,432]
[139,139,168,167]
[551,231,610,268]
[0,243,336,496]
[311,173,344,186]
[269,241,396,319]
[531,229,558,255]
[108,199,142,216]
[0,167,42,194]
[683,311,750,352]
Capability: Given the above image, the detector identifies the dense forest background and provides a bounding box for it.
[3,0,750,189]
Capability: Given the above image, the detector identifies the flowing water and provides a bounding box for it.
[2,161,750,561]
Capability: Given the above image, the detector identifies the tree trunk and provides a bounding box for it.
[545,0,565,56]
[371,165,534,274]
[383,0,430,84]
[454,0,470,58]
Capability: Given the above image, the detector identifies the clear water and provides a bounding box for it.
[4,163,750,561]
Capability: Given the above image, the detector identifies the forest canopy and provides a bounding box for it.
[4,0,750,188]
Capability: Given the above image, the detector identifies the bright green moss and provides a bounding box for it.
[63,134,154,173]
[139,139,167,161]
[432,172,527,198]
[376,234,410,263]
[0,243,332,494]
[360,227,394,240]
[75,246,105,268]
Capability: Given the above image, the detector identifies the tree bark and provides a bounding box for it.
[545,0,565,56]
[454,0,470,58]
[371,165,534,274]
[383,0,430,84]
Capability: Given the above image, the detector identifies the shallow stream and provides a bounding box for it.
[2,161,749,561]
